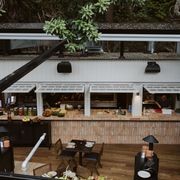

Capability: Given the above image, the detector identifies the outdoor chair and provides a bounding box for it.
[82,142,104,175]
[56,161,67,177]
[33,163,52,176]
[76,165,91,179]
[54,138,77,164]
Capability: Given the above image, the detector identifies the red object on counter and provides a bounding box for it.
[154,109,162,113]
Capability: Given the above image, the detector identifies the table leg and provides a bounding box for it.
[79,152,82,165]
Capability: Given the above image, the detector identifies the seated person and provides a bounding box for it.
[158,95,171,108]
[143,94,161,109]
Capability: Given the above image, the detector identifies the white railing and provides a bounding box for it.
[0,33,180,42]
[21,133,46,172]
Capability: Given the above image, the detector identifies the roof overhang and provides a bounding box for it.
[35,83,84,93]
[144,83,180,94]
[3,83,35,93]
[90,83,138,93]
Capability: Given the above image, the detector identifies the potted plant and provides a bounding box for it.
[43,0,117,54]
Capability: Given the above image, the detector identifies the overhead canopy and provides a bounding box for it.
[90,83,138,93]
[35,83,84,93]
[3,83,35,93]
[144,83,180,94]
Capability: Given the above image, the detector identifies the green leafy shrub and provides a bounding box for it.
[43,0,117,53]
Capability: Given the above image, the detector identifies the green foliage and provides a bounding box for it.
[113,0,175,22]
[0,0,5,16]
[0,0,176,23]
[140,0,175,22]
[0,0,43,22]
[44,19,71,39]
[43,0,116,53]
[113,0,147,22]
[95,0,111,13]
[0,9,5,16]
[80,4,95,20]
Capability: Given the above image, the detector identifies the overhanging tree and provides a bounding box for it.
[43,0,118,53]
[174,0,180,16]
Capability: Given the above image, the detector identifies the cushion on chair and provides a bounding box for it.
[83,152,99,161]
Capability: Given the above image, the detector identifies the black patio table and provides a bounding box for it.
[65,139,95,166]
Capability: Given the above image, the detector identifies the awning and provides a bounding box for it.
[90,83,138,93]
[3,83,35,93]
[144,83,180,94]
[35,83,84,93]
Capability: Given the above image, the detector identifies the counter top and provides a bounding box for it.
[0,109,180,122]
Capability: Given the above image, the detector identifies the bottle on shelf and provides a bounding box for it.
[0,138,4,149]
[141,152,145,159]
[3,138,10,148]
[28,107,32,116]
[143,107,146,116]
[7,106,12,121]
[0,100,3,116]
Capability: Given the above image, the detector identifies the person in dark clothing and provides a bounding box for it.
[158,95,171,108]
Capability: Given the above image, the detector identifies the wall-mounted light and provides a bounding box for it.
[57,61,72,73]
[136,92,140,96]
[145,62,160,73]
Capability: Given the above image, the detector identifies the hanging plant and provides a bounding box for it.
[43,0,117,53]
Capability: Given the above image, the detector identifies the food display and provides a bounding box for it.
[43,108,67,117]
[58,109,67,117]
[22,116,31,122]
[43,109,52,117]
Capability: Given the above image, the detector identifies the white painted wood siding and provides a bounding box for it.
[0,59,180,83]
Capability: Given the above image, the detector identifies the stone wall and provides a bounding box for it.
[51,120,180,144]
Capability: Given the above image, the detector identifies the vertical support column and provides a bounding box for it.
[175,94,180,109]
[84,84,90,116]
[4,93,11,105]
[119,42,125,59]
[147,41,155,54]
[4,93,9,104]
[177,42,180,55]
[132,85,143,117]
[36,92,43,116]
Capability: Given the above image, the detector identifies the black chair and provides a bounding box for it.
[82,142,104,175]
[76,165,91,179]
[56,160,77,177]
[56,161,67,177]
[54,138,77,164]
[33,163,52,176]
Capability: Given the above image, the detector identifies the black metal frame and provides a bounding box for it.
[0,40,66,93]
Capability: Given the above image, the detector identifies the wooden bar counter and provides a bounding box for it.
[0,109,180,145]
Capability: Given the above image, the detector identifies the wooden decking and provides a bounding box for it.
[13,144,180,180]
